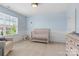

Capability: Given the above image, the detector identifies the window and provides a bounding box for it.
[0,12,18,36]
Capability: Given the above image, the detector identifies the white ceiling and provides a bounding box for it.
[0,3,70,16]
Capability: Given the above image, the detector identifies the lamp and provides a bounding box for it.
[31,3,38,8]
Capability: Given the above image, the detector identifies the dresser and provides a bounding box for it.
[66,33,79,56]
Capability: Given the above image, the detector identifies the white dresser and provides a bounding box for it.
[66,33,79,56]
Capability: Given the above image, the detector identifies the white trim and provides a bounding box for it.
[16,17,18,34]
[0,12,18,35]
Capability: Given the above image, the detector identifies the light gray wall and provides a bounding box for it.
[66,4,79,33]
[27,12,67,43]
[66,4,76,33]
[75,4,79,33]
[0,5,27,42]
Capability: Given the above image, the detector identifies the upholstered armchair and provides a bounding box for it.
[0,37,13,56]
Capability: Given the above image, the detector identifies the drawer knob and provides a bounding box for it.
[77,44,79,47]
[70,47,72,49]
[65,54,68,56]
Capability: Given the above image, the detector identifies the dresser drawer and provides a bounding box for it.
[66,34,79,56]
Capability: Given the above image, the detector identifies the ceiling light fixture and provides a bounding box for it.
[31,3,38,8]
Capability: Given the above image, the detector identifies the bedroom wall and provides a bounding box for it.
[66,4,76,33]
[66,4,79,34]
[0,5,27,42]
[74,4,79,33]
[26,12,67,43]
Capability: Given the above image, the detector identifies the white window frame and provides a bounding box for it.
[0,12,18,35]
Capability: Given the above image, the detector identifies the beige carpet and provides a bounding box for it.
[8,40,65,56]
